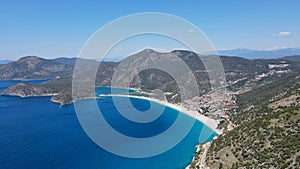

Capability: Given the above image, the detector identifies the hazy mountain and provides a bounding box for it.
[0,59,12,64]
[282,55,300,62]
[218,48,300,59]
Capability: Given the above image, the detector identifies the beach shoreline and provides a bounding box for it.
[100,93,221,169]
[99,93,220,132]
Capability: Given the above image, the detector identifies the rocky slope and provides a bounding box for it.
[1,83,54,97]
[1,77,73,105]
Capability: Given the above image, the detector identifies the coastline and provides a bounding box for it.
[1,82,221,168]
[99,93,220,133]
[2,84,220,131]
[100,93,221,169]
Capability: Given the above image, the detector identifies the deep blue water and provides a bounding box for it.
[0,80,216,169]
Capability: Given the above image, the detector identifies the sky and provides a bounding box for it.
[0,0,299,60]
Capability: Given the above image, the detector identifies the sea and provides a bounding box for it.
[0,80,216,169]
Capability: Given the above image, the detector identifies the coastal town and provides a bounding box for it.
[183,90,237,120]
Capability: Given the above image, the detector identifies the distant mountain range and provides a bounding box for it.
[0,59,12,64]
[217,48,300,59]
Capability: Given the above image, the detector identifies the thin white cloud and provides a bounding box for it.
[273,31,294,37]
[188,29,195,33]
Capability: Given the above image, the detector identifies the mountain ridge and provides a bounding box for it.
[1,49,300,106]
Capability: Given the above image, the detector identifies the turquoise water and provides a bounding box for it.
[0,80,216,169]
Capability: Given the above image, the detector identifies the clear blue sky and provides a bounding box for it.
[1,0,299,60]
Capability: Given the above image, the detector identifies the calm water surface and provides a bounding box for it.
[0,80,216,169]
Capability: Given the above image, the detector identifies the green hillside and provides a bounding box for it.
[205,74,300,168]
